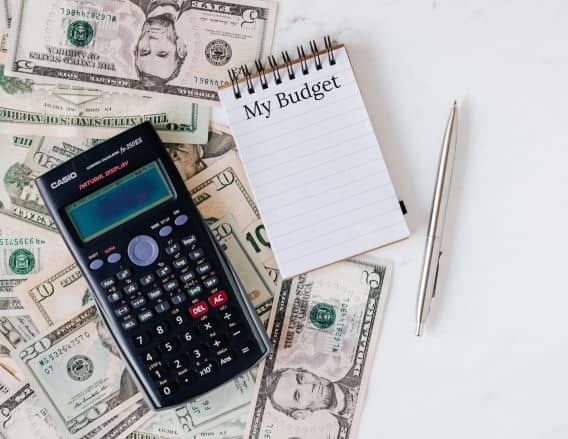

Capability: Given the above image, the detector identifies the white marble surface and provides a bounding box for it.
[254,1,568,438]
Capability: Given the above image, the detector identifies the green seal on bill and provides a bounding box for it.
[8,249,35,275]
[67,21,94,47]
[309,303,336,329]
[67,355,94,381]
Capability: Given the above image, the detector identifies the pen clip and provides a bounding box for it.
[431,251,443,298]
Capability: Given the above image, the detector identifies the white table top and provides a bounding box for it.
[237,1,568,437]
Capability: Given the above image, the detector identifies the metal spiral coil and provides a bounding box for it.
[228,35,336,99]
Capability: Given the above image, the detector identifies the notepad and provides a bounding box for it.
[219,40,409,278]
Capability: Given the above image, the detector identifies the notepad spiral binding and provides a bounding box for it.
[227,35,336,99]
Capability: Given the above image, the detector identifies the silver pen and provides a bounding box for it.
[415,101,458,336]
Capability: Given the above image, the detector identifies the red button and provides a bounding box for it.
[189,301,209,318]
[208,290,228,308]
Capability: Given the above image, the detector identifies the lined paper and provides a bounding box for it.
[219,46,409,278]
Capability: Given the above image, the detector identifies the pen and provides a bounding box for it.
[415,101,458,336]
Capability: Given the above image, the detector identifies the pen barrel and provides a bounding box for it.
[416,235,442,322]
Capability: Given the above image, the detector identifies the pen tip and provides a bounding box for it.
[453,100,457,107]
[415,322,423,337]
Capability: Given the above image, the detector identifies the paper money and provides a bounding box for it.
[97,402,152,439]
[187,151,279,281]
[6,0,277,103]
[211,216,274,322]
[0,361,20,394]
[16,256,91,331]
[13,305,141,438]
[0,383,62,438]
[134,372,255,439]
[0,2,209,144]
[168,123,237,181]
[245,258,392,439]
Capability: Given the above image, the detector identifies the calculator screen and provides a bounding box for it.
[66,161,174,243]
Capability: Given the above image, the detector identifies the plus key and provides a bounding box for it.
[189,301,209,318]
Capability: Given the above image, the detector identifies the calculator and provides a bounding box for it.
[35,122,271,410]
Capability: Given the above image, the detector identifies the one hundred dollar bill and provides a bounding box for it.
[13,305,142,439]
[245,258,392,439]
[0,1,209,144]
[133,371,255,439]
[16,255,91,331]
[186,151,279,282]
[6,0,277,103]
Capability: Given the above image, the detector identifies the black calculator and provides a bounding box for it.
[35,122,271,410]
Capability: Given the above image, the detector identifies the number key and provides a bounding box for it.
[160,383,175,398]
[150,366,168,381]
[132,332,151,347]
[189,345,208,362]
[142,349,160,364]
[159,339,178,354]
[169,357,188,372]
[154,322,169,336]
[181,328,197,344]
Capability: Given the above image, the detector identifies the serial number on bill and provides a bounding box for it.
[60,8,117,23]
[194,76,230,88]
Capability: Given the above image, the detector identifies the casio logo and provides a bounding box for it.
[50,172,78,189]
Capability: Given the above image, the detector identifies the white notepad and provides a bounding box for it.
[219,43,409,278]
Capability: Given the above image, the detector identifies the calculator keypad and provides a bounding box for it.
[92,209,265,409]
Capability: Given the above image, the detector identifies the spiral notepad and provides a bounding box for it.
[219,37,409,278]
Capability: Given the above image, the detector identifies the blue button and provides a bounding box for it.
[159,225,173,237]
[128,235,159,267]
[107,253,121,264]
[89,259,104,271]
[175,215,189,226]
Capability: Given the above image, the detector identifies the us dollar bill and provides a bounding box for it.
[16,255,91,331]
[0,2,209,144]
[210,216,274,322]
[7,0,277,103]
[186,151,279,282]
[245,258,392,439]
[13,305,142,439]
[133,371,255,439]
[0,383,63,438]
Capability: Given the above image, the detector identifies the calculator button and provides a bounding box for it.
[188,285,203,297]
[209,336,226,351]
[221,309,236,322]
[160,383,175,398]
[122,318,137,330]
[239,343,253,356]
[198,319,216,334]
[173,313,186,326]
[147,288,163,300]
[169,357,188,372]
[100,277,115,289]
[197,362,215,378]
[166,243,181,255]
[124,282,139,295]
[175,215,189,226]
[180,271,195,283]
[181,329,197,343]
[107,253,121,264]
[218,352,235,367]
[140,274,155,286]
[108,292,122,303]
[150,366,168,381]
[208,290,228,308]
[115,305,129,317]
[182,235,197,247]
[138,310,154,323]
[229,325,243,338]
[164,280,179,292]
[132,332,150,347]
[173,258,188,270]
[189,301,209,318]
[196,262,211,275]
[171,294,186,305]
[189,345,208,361]
[128,235,159,267]
[159,225,173,237]
[159,339,178,354]
[203,276,219,289]
[89,259,104,271]
[189,248,205,261]
[155,301,171,314]
[116,269,131,281]
[156,265,172,278]
[154,322,169,336]
[131,296,146,309]
[142,349,160,363]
